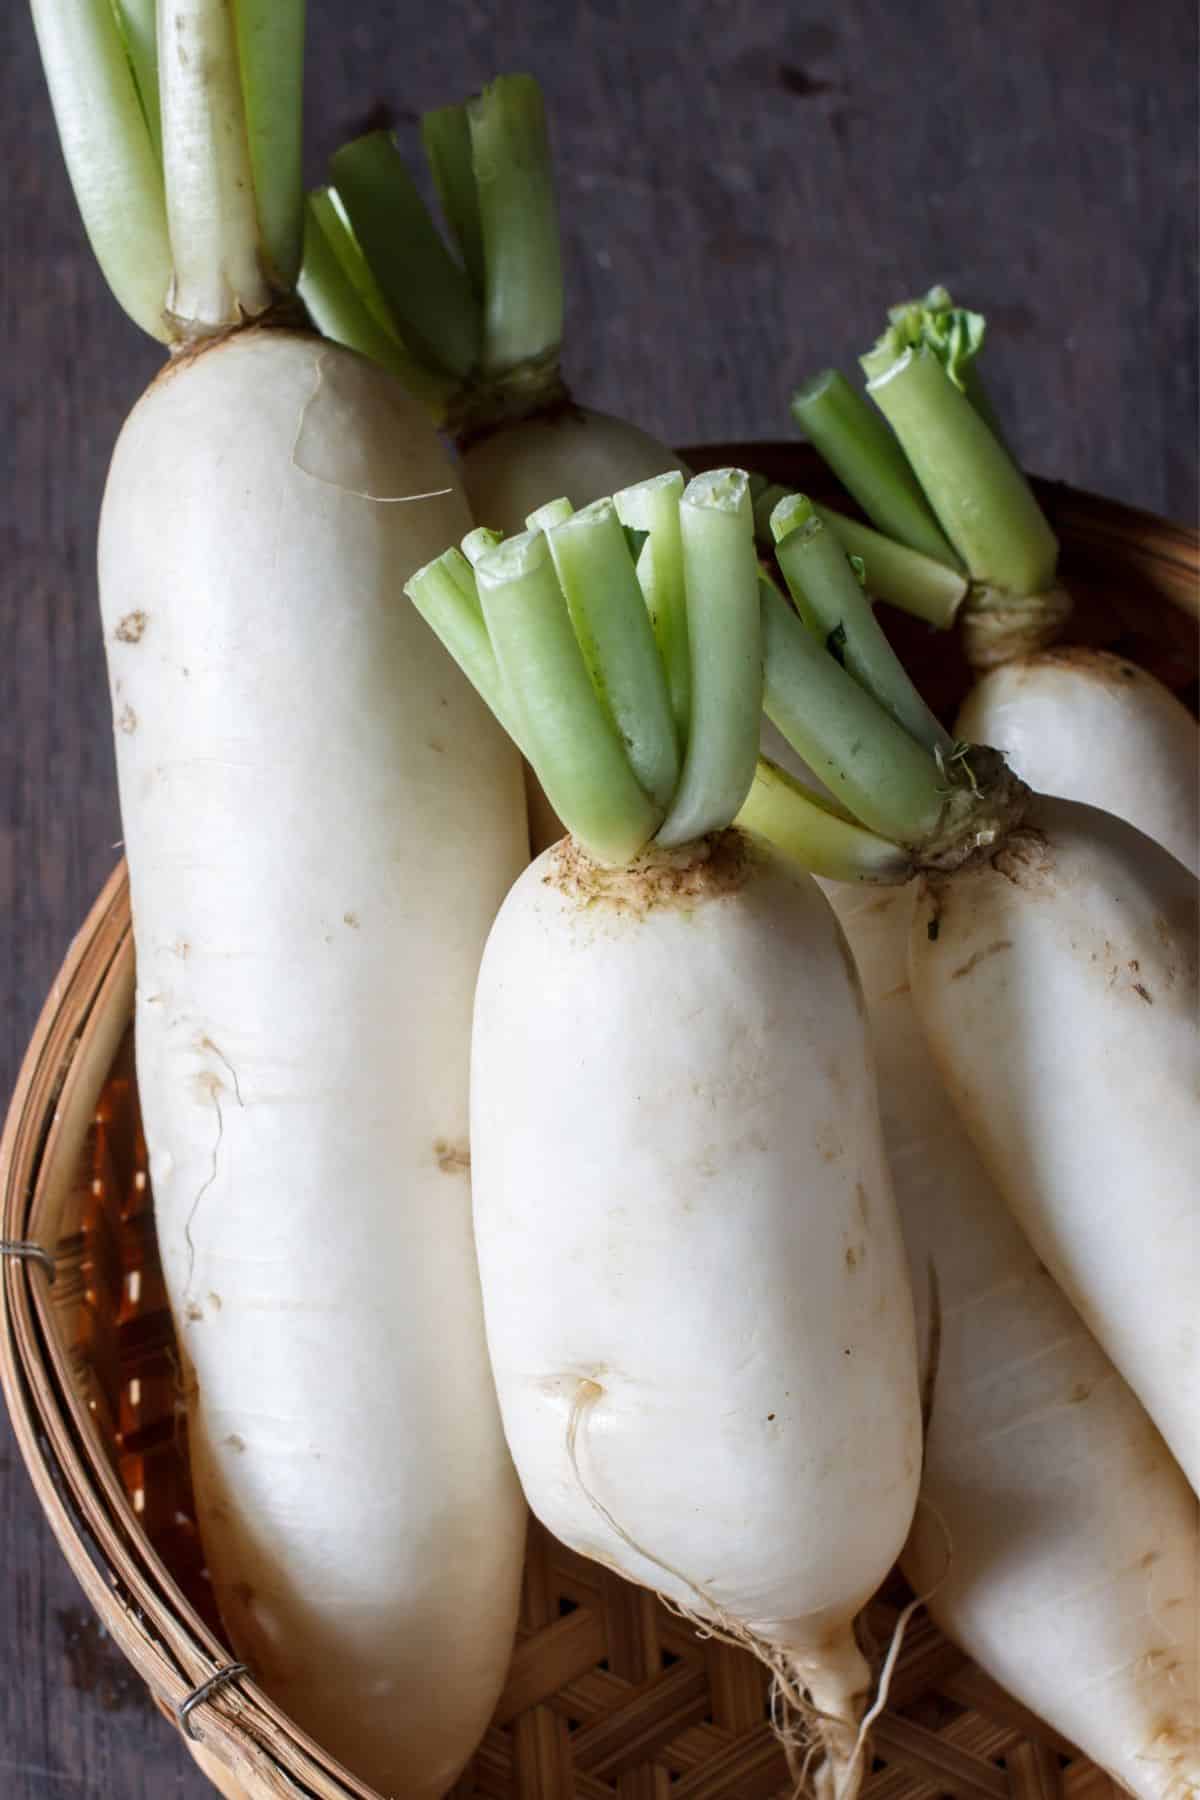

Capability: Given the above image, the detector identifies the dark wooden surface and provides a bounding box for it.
[1,2,1196,1794]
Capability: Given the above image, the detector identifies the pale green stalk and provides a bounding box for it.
[158,0,272,330]
[771,496,951,755]
[760,573,950,846]
[468,74,564,373]
[422,102,486,295]
[737,760,913,884]
[113,0,161,158]
[748,474,795,547]
[308,189,398,335]
[231,0,306,289]
[332,131,481,379]
[820,507,968,628]
[790,369,959,567]
[878,283,1008,442]
[656,471,762,848]
[614,473,690,748]
[298,198,454,415]
[547,501,680,812]
[462,526,504,566]
[405,551,527,750]
[527,498,575,532]
[473,531,662,864]
[30,0,171,340]
[862,345,1059,595]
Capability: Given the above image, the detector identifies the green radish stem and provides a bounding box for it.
[467,74,563,377]
[473,528,662,865]
[747,476,968,629]
[30,0,172,340]
[31,0,304,342]
[112,0,161,161]
[331,131,481,380]
[787,288,1067,667]
[872,284,1009,448]
[790,369,959,568]
[861,341,1058,598]
[230,0,305,290]
[527,497,575,532]
[655,470,761,847]
[769,494,951,755]
[312,75,565,424]
[299,194,455,413]
[410,471,765,864]
[409,463,1023,880]
[422,101,486,295]
[615,473,691,747]
[858,285,1059,598]
[818,508,967,629]
[736,761,913,886]
[159,0,281,330]
[758,572,962,849]
[405,550,528,753]
[546,500,680,813]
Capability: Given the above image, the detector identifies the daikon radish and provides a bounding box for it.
[830,880,1200,1799]
[407,471,923,1799]
[909,798,1199,1491]
[957,647,1199,875]
[31,5,527,1789]
[754,490,1200,1494]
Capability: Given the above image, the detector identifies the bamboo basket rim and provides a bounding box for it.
[1,447,1196,1800]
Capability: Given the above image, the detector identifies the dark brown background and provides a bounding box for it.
[2,1,1197,1793]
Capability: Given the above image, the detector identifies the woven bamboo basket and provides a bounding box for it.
[1,443,1196,1800]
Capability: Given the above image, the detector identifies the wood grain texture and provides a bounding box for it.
[0,1,1195,1794]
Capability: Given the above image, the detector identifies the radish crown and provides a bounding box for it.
[786,287,1067,660]
[299,75,568,435]
[406,468,1022,878]
[31,0,305,344]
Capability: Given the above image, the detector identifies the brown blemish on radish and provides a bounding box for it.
[185,1300,203,1322]
[550,828,751,917]
[115,611,147,643]
[343,911,359,928]
[815,1124,841,1163]
[435,1139,470,1174]
[1133,982,1154,1004]
[117,705,138,734]
[950,939,1013,981]
[224,1433,245,1453]
[991,829,1053,889]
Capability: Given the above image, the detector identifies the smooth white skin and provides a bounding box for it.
[829,880,1200,1800]
[909,797,1200,1493]
[472,839,922,1785]
[460,404,687,534]
[957,647,1199,876]
[98,331,528,1798]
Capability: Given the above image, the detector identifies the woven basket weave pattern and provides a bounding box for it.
[2,447,1195,1800]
